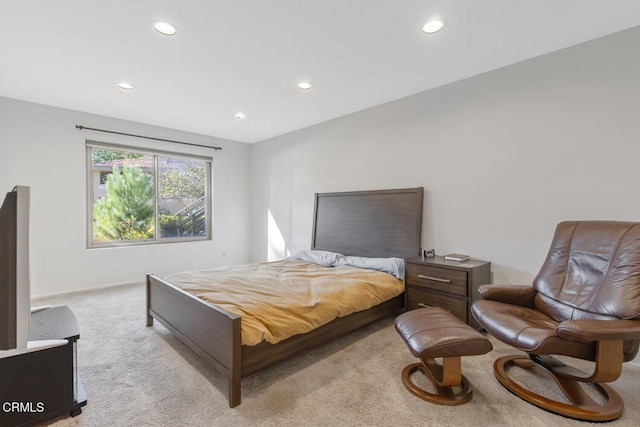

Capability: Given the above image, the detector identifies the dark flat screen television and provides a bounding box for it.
[0,185,30,351]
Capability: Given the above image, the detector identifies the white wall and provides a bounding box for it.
[0,97,252,297]
[250,26,640,286]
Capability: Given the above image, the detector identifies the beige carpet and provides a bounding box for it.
[34,283,640,427]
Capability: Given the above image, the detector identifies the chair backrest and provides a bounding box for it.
[533,221,640,323]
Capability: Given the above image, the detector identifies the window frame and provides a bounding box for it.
[86,140,213,248]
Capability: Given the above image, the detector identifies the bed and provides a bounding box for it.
[146,187,423,407]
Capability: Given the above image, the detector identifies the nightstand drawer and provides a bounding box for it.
[406,286,467,323]
[406,264,467,296]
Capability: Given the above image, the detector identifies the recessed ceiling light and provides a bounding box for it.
[154,22,177,36]
[116,82,135,91]
[422,19,445,34]
[235,112,246,120]
[297,81,313,90]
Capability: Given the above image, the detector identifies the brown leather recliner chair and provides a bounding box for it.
[472,221,640,421]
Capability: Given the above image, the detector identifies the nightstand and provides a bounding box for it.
[405,256,491,330]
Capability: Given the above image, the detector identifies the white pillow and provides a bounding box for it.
[289,250,344,267]
[335,256,405,280]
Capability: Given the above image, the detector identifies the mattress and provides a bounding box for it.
[163,259,404,345]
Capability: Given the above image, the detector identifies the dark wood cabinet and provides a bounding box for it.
[405,256,491,330]
[0,306,86,426]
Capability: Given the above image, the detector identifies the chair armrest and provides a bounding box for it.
[557,319,640,343]
[477,285,536,308]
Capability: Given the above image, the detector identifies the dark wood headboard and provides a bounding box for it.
[311,187,423,259]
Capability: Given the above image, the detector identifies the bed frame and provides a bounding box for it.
[146,187,423,407]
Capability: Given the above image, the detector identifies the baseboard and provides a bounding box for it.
[32,280,143,300]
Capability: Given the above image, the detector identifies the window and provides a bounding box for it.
[86,142,212,247]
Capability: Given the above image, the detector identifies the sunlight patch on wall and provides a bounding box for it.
[267,209,288,261]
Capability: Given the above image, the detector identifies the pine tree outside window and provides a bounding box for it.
[86,142,212,247]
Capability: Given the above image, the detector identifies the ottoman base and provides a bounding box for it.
[402,357,473,406]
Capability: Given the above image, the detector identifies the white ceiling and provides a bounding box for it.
[2,1,640,144]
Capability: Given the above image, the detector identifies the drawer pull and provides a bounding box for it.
[418,303,431,308]
[417,274,451,283]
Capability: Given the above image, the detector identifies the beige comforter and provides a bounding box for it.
[164,259,404,346]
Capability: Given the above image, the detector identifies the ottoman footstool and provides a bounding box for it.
[394,307,493,406]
